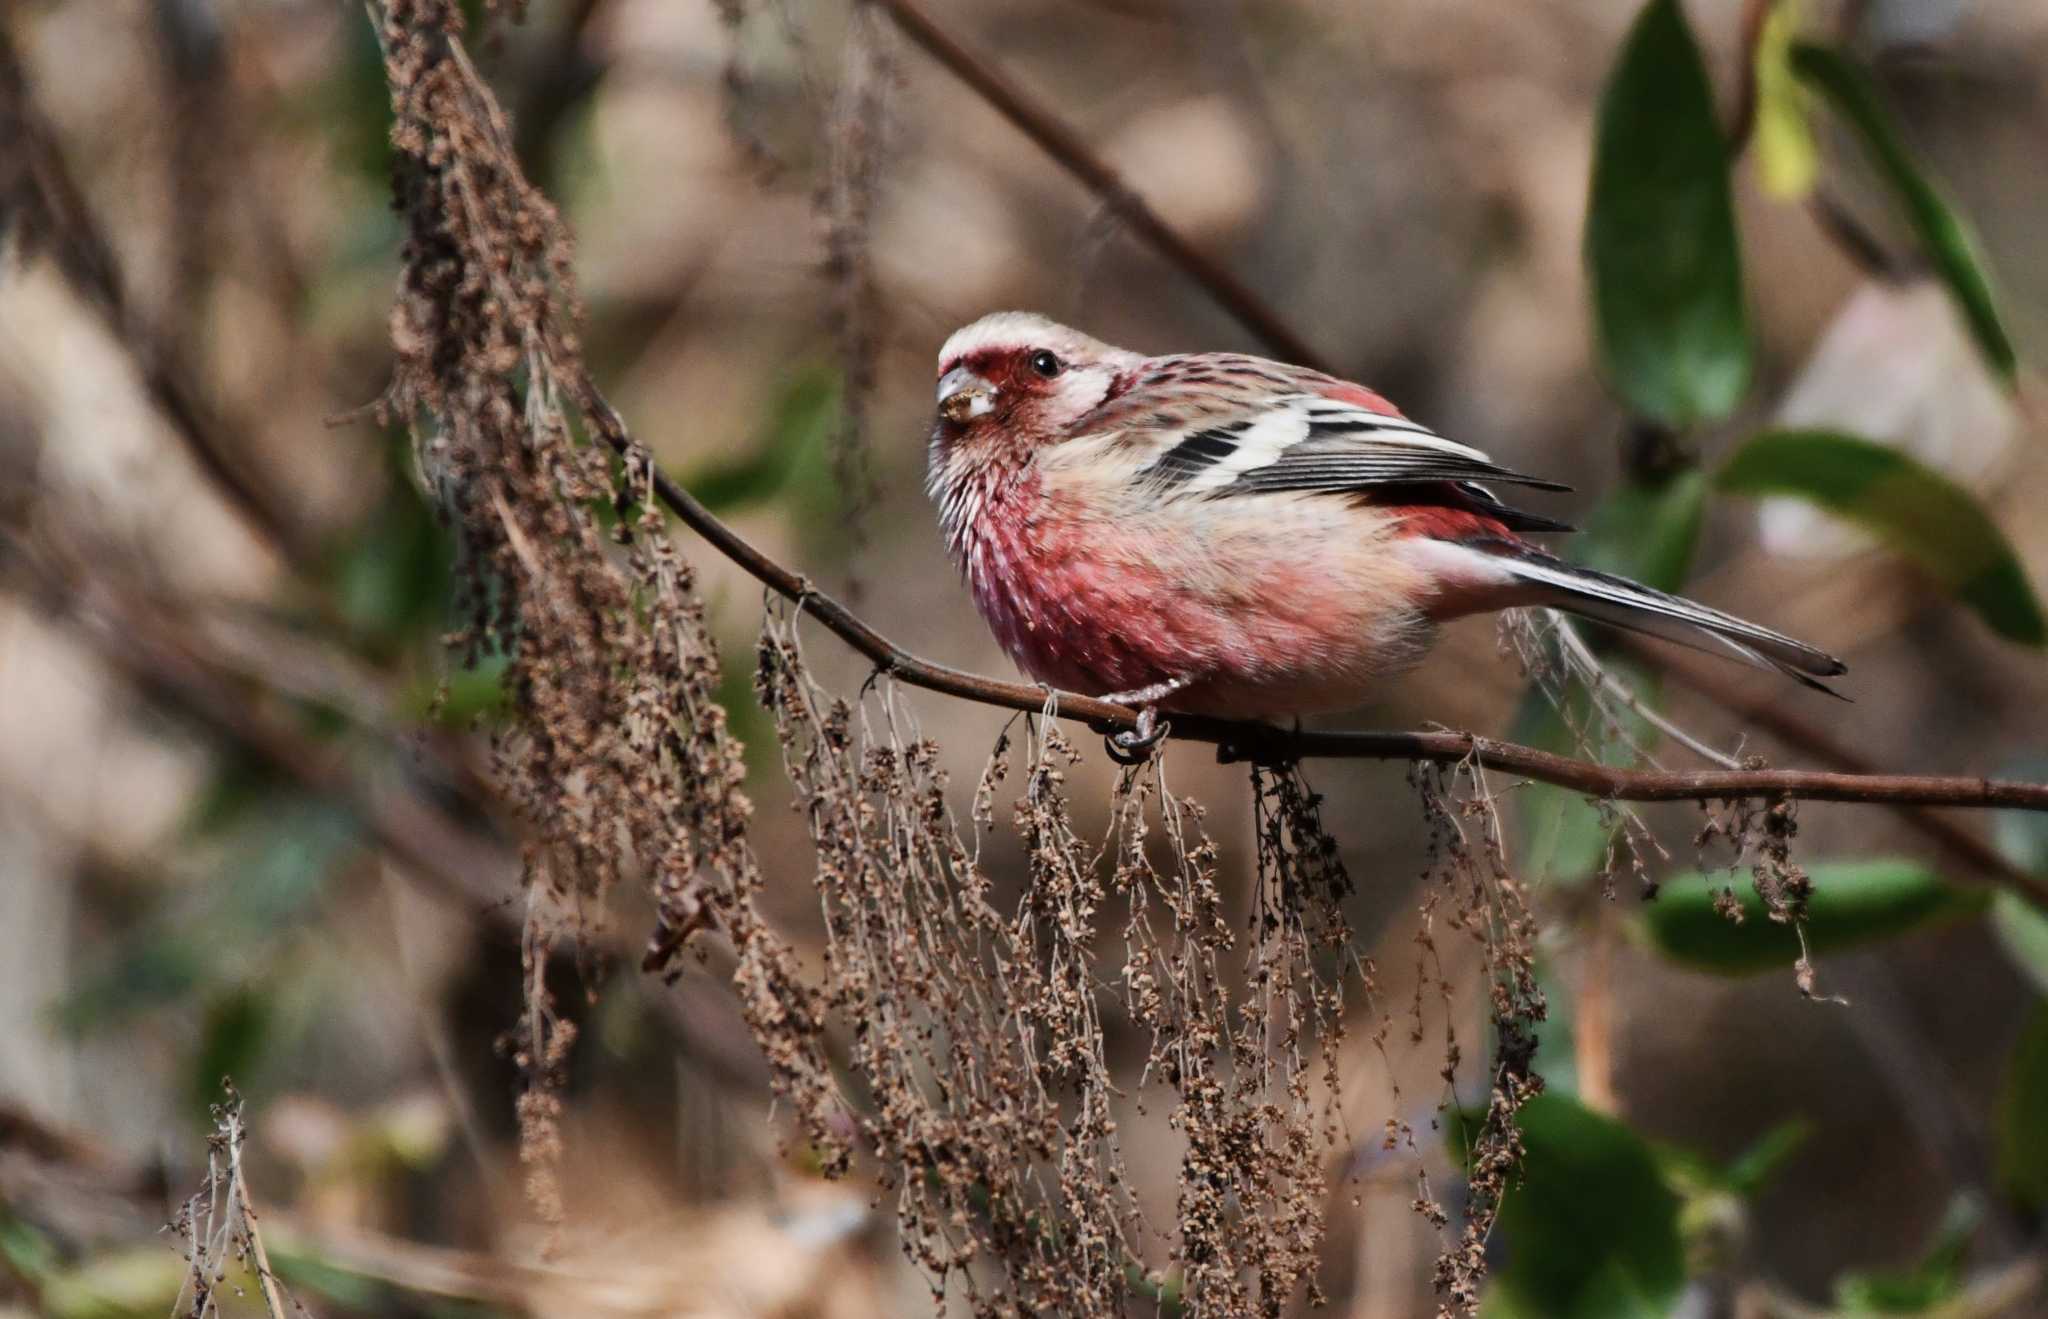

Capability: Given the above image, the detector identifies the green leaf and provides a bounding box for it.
[1470,1094,1686,1317]
[1587,0,1751,427]
[1992,893,2048,998]
[1999,1005,2048,1212]
[1656,1122,1808,1273]
[1580,470,1710,594]
[1642,859,1984,974]
[1790,42,2017,380]
[0,1214,59,1287]
[1994,757,2048,874]
[1654,1122,1807,1203]
[1989,756,2048,994]
[271,1247,394,1312]
[1833,1195,1977,1312]
[1721,1119,1813,1198]
[1752,1,1818,199]
[1719,430,2046,645]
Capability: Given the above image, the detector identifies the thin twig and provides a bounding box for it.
[1619,635,2033,888]
[221,1098,293,1319]
[870,0,1332,373]
[1728,0,1773,156]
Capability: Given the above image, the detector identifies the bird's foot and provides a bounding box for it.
[1106,705,1170,765]
[1100,677,1188,765]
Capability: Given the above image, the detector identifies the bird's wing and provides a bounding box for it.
[1125,392,1572,499]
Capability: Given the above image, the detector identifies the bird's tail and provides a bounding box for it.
[1474,540,1848,695]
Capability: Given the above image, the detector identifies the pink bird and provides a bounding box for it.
[926,312,1843,745]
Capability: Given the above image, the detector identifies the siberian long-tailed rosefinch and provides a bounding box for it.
[926,312,1843,725]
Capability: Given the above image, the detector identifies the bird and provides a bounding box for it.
[924,311,1844,742]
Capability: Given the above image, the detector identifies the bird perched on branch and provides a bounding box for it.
[926,312,1844,749]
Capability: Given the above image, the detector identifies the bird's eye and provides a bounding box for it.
[1028,350,1061,378]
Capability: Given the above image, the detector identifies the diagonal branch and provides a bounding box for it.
[0,29,315,570]
[871,0,1332,374]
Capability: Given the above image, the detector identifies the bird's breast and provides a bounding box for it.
[938,470,1448,715]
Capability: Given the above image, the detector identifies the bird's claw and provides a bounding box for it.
[1106,705,1169,766]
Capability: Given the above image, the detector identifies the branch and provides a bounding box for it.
[870,0,1333,374]
[0,30,315,570]
[1620,635,2034,889]
[586,402,2048,854]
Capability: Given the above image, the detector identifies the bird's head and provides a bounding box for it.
[931,312,1135,456]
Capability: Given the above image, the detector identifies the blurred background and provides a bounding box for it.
[2,0,2047,1314]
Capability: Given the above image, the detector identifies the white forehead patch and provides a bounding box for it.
[936,311,1104,372]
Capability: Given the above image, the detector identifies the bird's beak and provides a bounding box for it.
[937,366,997,425]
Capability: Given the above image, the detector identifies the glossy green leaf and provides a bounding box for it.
[1999,1006,2048,1212]
[1456,1094,1685,1317]
[1990,757,2048,993]
[1587,0,1751,427]
[1751,1,1817,199]
[1719,430,2046,645]
[1790,42,2017,380]
[1642,859,1984,974]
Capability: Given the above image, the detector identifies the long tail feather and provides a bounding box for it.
[1476,541,1848,696]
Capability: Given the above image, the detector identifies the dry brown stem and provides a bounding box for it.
[169,1082,301,1319]
[755,604,1362,1312]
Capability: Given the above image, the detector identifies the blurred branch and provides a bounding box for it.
[1728,0,1771,155]
[1574,908,1617,1115]
[0,28,316,570]
[870,0,1333,373]
[1809,189,1915,281]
